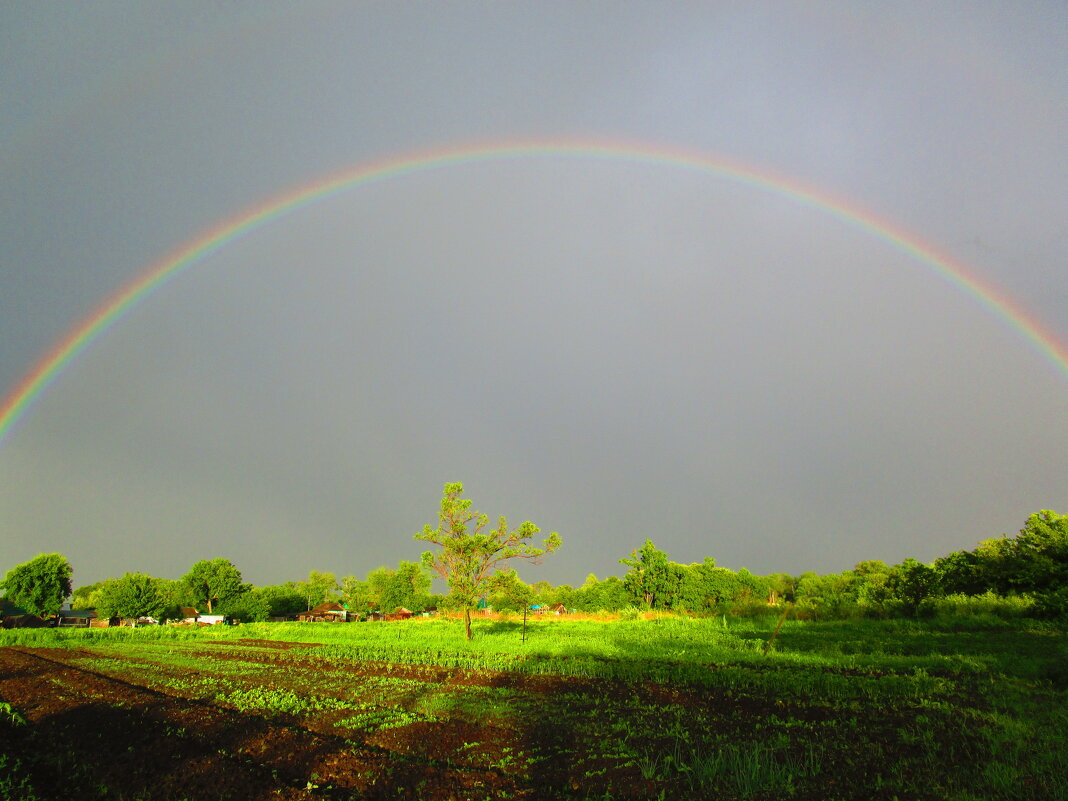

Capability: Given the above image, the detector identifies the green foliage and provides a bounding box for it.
[96,573,167,620]
[297,570,338,611]
[571,574,633,611]
[488,568,534,612]
[0,753,39,801]
[69,581,106,610]
[414,482,561,639]
[365,561,433,613]
[0,552,72,617]
[0,701,25,728]
[219,590,271,622]
[338,574,366,607]
[180,558,244,614]
[883,558,938,617]
[245,584,306,619]
[619,539,676,608]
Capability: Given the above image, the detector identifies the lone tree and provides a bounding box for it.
[415,482,562,640]
[1,553,73,618]
[181,558,245,614]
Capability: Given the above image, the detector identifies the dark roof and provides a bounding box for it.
[58,608,96,619]
[0,599,30,616]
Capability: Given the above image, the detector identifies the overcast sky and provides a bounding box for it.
[2,2,1066,591]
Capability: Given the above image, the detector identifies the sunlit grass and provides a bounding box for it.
[3,613,1064,799]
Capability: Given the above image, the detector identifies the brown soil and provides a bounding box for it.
[0,643,924,801]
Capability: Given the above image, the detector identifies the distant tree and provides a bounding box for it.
[366,567,396,611]
[675,558,727,612]
[300,570,338,610]
[572,574,632,612]
[884,558,938,617]
[181,558,244,614]
[619,540,676,608]
[391,560,434,610]
[154,578,188,621]
[850,562,891,612]
[339,575,370,614]
[415,482,562,640]
[970,510,1068,616]
[933,550,986,596]
[551,583,577,610]
[253,584,307,618]
[96,573,167,621]
[763,572,796,605]
[220,590,272,622]
[489,569,534,612]
[795,571,858,618]
[70,581,107,610]
[1,553,72,617]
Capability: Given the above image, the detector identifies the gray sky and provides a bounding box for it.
[2,2,1066,591]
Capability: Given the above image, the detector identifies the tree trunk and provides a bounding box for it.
[464,607,473,641]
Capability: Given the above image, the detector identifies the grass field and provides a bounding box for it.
[1,613,1065,800]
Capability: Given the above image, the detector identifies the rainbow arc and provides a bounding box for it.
[2,139,1066,445]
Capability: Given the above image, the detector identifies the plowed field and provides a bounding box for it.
[1,620,1063,801]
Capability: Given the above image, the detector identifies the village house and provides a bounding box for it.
[295,601,349,623]
[178,607,228,626]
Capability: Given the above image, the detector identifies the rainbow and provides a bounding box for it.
[3,138,1067,445]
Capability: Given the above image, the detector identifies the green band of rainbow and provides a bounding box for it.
[3,138,1067,446]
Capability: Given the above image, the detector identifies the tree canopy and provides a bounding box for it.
[96,573,168,621]
[415,482,562,639]
[1,553,72,617]
[619,539,675,608]
[181,558,245,614]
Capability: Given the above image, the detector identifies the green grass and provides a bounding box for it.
[2,613,1064,799]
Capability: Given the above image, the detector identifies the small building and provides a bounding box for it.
[296,602,349,623]
[549,603,568,615]
[1,600,52,628]
[179,607,200,625]
[177,607,227,626]
[384,607,413,621]
[57,608,96,627]
[2,613,52,629]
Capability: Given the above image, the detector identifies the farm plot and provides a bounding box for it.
[0,617,1064,800]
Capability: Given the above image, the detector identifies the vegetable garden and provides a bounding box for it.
[1,614,1064,800]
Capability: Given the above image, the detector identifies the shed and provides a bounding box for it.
[57,608,96,627]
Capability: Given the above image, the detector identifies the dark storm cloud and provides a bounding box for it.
[2,2,1066,588]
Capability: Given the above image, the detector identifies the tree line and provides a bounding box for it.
[2,493,1066,625]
